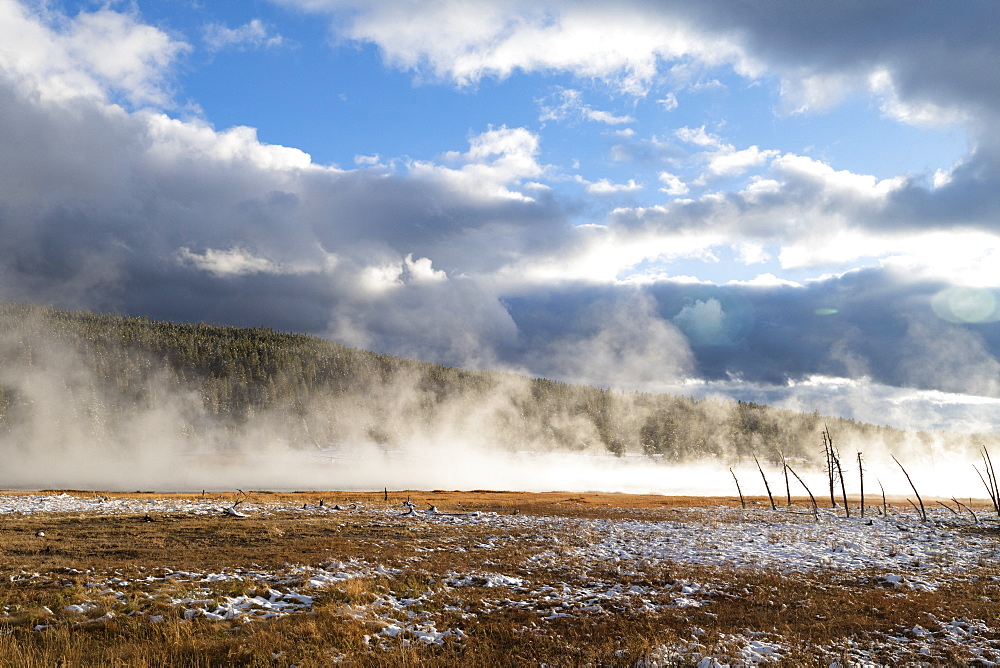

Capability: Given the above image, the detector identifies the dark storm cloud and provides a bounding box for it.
[696,0,1000,118]
[295,167,572,273]
[883,148,1000,229]
[502,269,1000,398]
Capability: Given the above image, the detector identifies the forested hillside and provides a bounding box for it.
[0,303,991,466]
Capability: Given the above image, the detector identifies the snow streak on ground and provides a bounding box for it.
[4,493,1000,665]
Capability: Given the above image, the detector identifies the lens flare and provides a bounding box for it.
[931,287,1000,323]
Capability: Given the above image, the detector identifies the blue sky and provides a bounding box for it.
[1,0,999,432]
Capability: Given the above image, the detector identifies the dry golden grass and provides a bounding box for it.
[0,490,997,666]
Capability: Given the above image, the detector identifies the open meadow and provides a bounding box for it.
[1,490,1000,666]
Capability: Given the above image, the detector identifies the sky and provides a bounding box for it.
[1,0,999,433]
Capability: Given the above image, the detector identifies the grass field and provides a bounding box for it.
[1,489,999,666]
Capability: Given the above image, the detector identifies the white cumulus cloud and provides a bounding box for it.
[178,247,285,277]
[0,0,189,107]
[586,178,642,195]
[412,125,546,201]
[657,171,689,195]
[279,0,756,95]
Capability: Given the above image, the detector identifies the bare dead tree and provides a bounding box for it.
[985,448,1000,510]
[731,468,746,509]
[755,456,777,511]
[935,500,959,516]
[877,478,888,518]
[981,448,1000,517]
[952,497,979,524]
[780,451,792,506]
[892,455,927,522]
[222,489,250,517]
[785,464,819,520]
[823,427,836,508]
[823,426,849,517]
[974,465,997,515]
[857,451,865,519]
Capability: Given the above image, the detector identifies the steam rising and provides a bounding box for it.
[0,309,995,500]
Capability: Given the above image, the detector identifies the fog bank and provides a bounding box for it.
[0,308,995,499]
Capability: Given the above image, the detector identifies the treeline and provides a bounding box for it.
[0,303,992,464]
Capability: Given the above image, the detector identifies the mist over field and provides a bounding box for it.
[0,306,993,499]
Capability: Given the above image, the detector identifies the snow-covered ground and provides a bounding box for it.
[4,492,1000,665]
